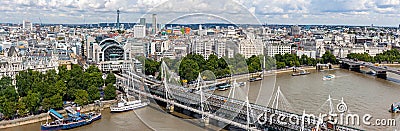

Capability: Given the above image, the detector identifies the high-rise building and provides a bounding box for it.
[152,14,157,34]
[134,25,146,38]
[215,41,226,58]
[116,10,120,29]
[22,20,32,30]
[140,18,146,26]
[291,25,300,36]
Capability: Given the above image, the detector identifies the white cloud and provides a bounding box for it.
[282,14,289,19]
[0,0,399,26]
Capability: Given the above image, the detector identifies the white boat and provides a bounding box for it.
[110,94,148,112]
[233,79,246,87]
[238,82,246,87]
[110,100,148,112]
[322,74,335,80]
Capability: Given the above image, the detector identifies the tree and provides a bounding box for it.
[179,59,200,81]
[105,73,116,85]
[50,94,63,109]
[0,77,12,89]
[87,85,100,103]
[83,71,103,90]
[276,62,286,69]
[17,99,28,116]
[1,100,16,119]
[206,54,219,71]
[86,65,101,74]
[247,55,262,73]
[54,80,67,97]
[74,89,89,106]
[145,58,160,75]
[41,98,52,111]
[16,70,32,97]
[322,51,337,64]
[104,84,117,100]
[25,91,40,114]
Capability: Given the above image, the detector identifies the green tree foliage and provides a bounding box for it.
[1,64,107,119]
[0,77,18,119]
[86,65,100,73]
[347,53,374,62]
[206,54,219,71]
[274,53,318,69]
[374,49,400,63]
[179,59,200,81]
[145,58,161,75]
[87,85,100,103]
[247,55,262,73]
[41,94,63,111]
[83,71,103,90]
[105,73,116,86]
[104,84,117,100]
[17,99,28,116]
[346,49,400,64]
[74,89,89,106]
[25,91,40,114]
[322,51,337,64]
[1,101,16,119]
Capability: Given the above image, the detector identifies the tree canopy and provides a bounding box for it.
[0,64,117,120]
[346,49,400,64]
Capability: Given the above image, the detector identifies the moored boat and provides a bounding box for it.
[217,83,231,91]
[292,69,310,76]
[249,77,262,82]
[110,95,148,112]
[41,107,101,130]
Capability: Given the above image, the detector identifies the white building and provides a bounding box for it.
[90,38,133,72]
[191,37,214,59]
[296,50,316,59]
[129,39,146,56]
[238,39,263,58]
[215,42,226,58]
[23,20,32,30]
[265,44,291,57]
[0,46,59,85]
[134,25,146,38]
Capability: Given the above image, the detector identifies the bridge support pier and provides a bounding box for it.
[349,65,361,72]
[341,63,361,72]
[167,104,174,113]
[202,117,210,126]
[376,70,387,79]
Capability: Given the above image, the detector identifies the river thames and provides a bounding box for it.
[5,67,400,131]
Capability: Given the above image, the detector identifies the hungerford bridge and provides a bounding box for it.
[115,62,361,131]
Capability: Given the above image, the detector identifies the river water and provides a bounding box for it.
[4,68,400,131]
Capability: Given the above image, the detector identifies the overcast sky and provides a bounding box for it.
[0,0,399,26]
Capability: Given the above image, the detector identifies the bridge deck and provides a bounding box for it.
[115,71,361,131]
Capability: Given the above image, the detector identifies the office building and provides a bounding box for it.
[134,25,146,38]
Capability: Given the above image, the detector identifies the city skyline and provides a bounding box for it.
[0,0,399,27]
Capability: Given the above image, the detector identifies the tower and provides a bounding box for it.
[152,14,157,34]
[140,18,146,26]
[116,10,120,29]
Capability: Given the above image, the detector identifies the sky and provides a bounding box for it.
[0,0,399,26]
